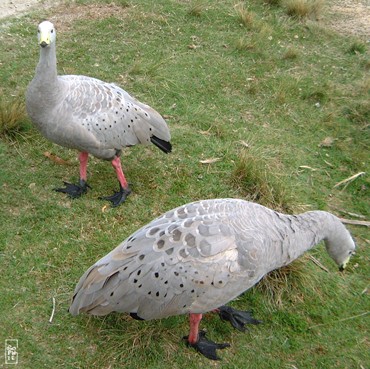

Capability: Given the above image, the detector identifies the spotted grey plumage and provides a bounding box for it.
[26,21,171,206]
[69,198,355,359]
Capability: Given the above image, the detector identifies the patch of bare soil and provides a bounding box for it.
[0,0,50,19]
[0,0,369,40]
[323,0,370,39]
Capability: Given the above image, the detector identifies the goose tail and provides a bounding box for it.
[150,135,172,153]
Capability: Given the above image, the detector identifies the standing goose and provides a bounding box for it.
[69,199,355,360]
[26,21,171,206]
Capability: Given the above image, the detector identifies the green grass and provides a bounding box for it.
[0,0,369,368]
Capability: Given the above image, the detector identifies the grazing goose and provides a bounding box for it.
[69,199,355,359]
[26,21,171,206]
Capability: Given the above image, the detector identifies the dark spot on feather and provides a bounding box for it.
[149,227,160,235]
[156,291,159,297]
[166,248,174,255]
[157,239,165,249]
[172,229,182,241]
[137,270,141,275]
[165,280,168,284]
[139,254,145,260]
[185,233,196,247]
[110,292,114,296]
[148,291,151,295]
[179,249,188,258]
[174,271,179,276]
[154,272,159,278]
[184,220,193,227]
[180,284,184,288]
[133,279,138,283]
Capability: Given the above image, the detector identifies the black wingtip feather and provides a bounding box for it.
[150,135,172,153]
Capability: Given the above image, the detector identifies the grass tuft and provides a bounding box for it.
[282,46,299,59]
[256,257,312,306]
[235,3,257,29]
[347,41,367,55]
[282,0,324,19]
[187,2,207,17]
[0,97,28,139]
[264,0,282,5]
[343,101,370,126]
[231,149,293,212]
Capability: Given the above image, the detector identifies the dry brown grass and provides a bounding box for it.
[282,0,324,19]
[0,98,27,139]
[187,1,207,17]
[256,257,313,306]
[231,149,294,213]
[235,3,260,29]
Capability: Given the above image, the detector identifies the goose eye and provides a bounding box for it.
[51,29,54,33]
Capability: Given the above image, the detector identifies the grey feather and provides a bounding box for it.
[69,199,356,319]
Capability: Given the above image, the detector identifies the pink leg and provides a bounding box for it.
[79,152,89,181]
[54,151,90,198]
[188,313,203,344]
[111,156,129,189]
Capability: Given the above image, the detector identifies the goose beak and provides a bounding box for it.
[39,33,50,48]
[339,255,351,272]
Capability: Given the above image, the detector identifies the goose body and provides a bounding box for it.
[70,199,355,358]
[26,21,171,206]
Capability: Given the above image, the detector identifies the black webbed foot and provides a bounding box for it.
[54,179,90,198]
[184,330,230,360]
[99,184,131,207]
[218,306,262,332]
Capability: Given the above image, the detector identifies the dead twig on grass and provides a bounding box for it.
[49,297,56,323]
[340,218,370,227]
[333,172,365,189]
[308,255,329,272]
